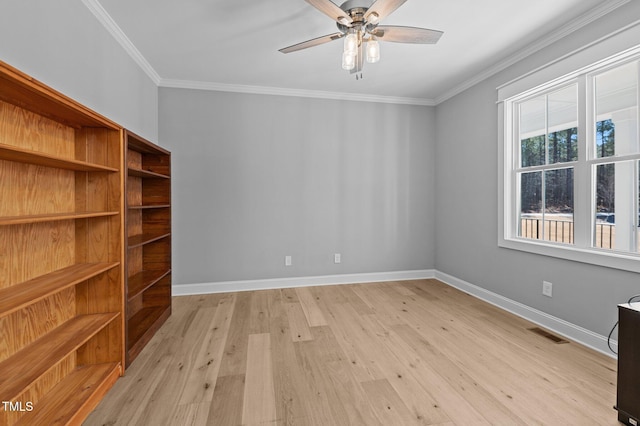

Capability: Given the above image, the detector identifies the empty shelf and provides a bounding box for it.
[128,231,171,249]
[0,313,119,402]
[0,143,118,172]
[128,168,170,179]
[0,211,118,226]
[127,269,171,301]
[15,363,121,426]
[0,263,119,318]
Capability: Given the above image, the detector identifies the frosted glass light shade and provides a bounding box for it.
[342,51,356,70]
[344,33,357,55]
[366,39,380,63]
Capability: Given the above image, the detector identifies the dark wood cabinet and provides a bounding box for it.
[124,130,172,367]
[617,302,640,425]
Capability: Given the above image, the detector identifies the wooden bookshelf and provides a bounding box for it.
[0,263,119,317]
[0,143,119,172]
[127,269,172,301]
[128,231,172,249]
[14,363,121,426]
[0,313,119,401]
[0,61,125,425]
[128,167,170,179]
[124,130,171,367]
[0,211,119,226]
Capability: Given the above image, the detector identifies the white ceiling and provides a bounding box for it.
[90,0,626,104]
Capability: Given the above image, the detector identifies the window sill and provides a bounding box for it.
[498,237,640,273]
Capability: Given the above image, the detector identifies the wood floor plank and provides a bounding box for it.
[349,284,405,326]
[85,279,618,426]
[85,299,220,424]
[324,359,380,425]
[327,301,450,424]
[295,287,327,327]
[267,290,314,424]
[242,333,277,425]
[292,329,358,425]
[284,303,313,342]
[207,374,245,426]
[280,288,300,304]
[218,291,252,376]
[295,326,377,425]
[169,403,211,426]
[315,299,388,383]
[179,293,235,404]
[390,323,526,425]
[360,378,420,426]
[248,290,271,335]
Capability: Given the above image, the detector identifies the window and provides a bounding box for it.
[500,44,640,272]
[517,84,577,245]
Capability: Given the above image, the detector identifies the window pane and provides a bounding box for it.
[521,135,545,167]
[594,161,638,252]
[548,85,578,164]
[595,61,638,157]
[544,168,574,243]
[548,129,578,164]
[519,171,542,240]
[596,119,615,158]
[519,96,546,167]
[595,163,615,249]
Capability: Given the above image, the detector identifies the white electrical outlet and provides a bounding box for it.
[334,253,341,264]
[285,255,292,266]
[542,281,553,297]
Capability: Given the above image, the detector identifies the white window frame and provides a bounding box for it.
[498,27,640,273]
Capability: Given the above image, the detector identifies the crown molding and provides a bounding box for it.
[433,0,631,105]
[85,0,629,107]
[159,78,436,106]
[82,0,161,85]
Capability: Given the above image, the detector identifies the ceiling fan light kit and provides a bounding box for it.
[279,0,443,79]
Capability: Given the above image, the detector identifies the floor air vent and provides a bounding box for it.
[528,327,569,344]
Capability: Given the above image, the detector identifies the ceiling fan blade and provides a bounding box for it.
[305,0,353,25]
[279,32,344,54]
[372,26,443,44]
[364,0,408,22]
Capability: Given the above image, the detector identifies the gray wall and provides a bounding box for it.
[0,0,158,140]
[4,0,637,339]
[159,88,436,285]
[434,1,640,337]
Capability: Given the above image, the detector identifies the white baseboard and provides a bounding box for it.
[172,269,436,296]
[433,270,617,359]
[172,268,616,359]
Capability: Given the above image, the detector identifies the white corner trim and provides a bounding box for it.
[171,269,436,296]
[433,270,617,359]
[82,0,161,85]
[159,79,436,106]
[434,0,632,105]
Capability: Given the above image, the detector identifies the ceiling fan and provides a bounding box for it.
[279,0,443,78]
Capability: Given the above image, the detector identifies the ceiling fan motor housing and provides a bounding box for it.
[337,0,376,33]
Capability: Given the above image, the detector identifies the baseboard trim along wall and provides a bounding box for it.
[172,269,617,358]
[433,270,617,359]
[172,269,437,296]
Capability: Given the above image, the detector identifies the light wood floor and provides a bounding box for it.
[85,279,619,425]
